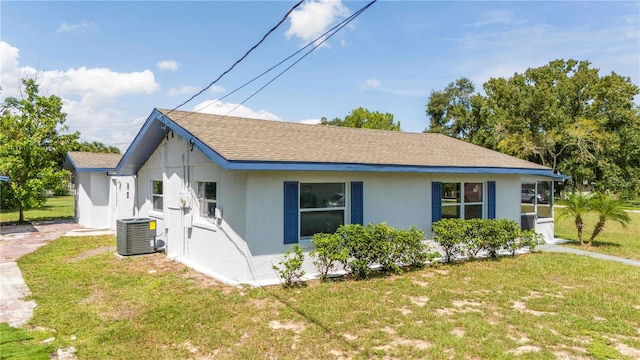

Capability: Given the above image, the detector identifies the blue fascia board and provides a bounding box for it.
[115,108,568,180]
[223,161,567,178]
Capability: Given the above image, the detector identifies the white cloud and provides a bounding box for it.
[166,85,200,97]
[300,118,321,125]
[167,84,224,97]
[193,99,281,121]
[0,41,159,151]
[157,60,179,71]
[285,0,350,45]
[363,78,381,89]
[57,20,98,33]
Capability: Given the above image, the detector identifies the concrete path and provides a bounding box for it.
[0,220,112,327]
[538,241,640,267]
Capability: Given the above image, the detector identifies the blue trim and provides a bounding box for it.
[432,182,442,223]
[487,181,496,219]
[283,181,299,244]
[350,181,363,225]
[222,161,566,178]
[0,175,9,182]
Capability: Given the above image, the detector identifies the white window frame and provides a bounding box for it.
[197,181,217,220]
[151,180,163,212]
[299,182,346,239]
[521,181,553,219]
[441,182,484,220]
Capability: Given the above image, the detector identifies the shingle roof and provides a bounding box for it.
[66,151,122,170]
[158,109,548,170]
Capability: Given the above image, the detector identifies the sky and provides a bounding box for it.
[1,1,639,152]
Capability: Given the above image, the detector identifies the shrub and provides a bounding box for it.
[310,233,348,281]
[433,218,535,260]
[431,218,466,262]
[272,244,306,288]
[310,223,431,280]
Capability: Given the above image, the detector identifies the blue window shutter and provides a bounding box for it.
[432,182,442,223]
[487,181,496,219]
[351,181,363,225]
[283,181,299,244]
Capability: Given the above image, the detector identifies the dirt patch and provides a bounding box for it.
[397,307,412,316]
[615,342,640,358]
[452,300,482,308]
[451,328,465,337]
[407,296,429,307]
[512,301,557,316]
[508,345,540,355]
[373,338,432,351]
[412,280,429,287]
[268,320,306,334]
[65,246,115,262]
[343,333,358,341]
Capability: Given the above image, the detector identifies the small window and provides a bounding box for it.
[152,180,163,211]
[198,182,217,219]
[126,183,130,200]
[300,183,345,237]
[442,182,483,219]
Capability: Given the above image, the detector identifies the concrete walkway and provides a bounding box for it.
[538,239,640,267]
[0,220,112,327]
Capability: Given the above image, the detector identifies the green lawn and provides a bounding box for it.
[555,210,640,260]
[0,322,53,359]
[0,195,74,224]
[15,235,640,359]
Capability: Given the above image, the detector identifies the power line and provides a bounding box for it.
[225,0,377,117]
[190,0,375,117]
[165,0,304,117]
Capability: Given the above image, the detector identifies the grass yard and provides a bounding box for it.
[0,323,53,359]
[0,195,74,224]
[555,211,640,260]
[16,235,640,359]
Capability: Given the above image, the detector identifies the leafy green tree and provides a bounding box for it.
[72,140,121,154]
[426,59,640,198]
[557,192,594,245]
[425,78,495,148]
[587,192,631,246]
[321,107,400,131]
[0,78,79,222]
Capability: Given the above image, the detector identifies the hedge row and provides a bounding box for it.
[431,218,543,262]
[310,223,436,280]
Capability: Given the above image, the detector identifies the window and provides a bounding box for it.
[521,181,553,218]
[441,182,483,219]
[299,183,345,238]
[126,183,130,200]
[152,180,163,211]
[197,182,217,219]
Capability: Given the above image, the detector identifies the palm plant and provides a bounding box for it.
[557,191,593,246]
[588,192,631,246]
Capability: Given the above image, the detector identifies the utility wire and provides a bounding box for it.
[165,0,304,117]
[225,0,377,117]
[190,1,371,117]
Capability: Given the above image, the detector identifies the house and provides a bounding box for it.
[76,108,565,286]
[64,151,134,229]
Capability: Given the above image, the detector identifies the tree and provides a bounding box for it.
[72,140,121,154]
[557,191,593,245]
[426,59,640,199]
[587,192,631,246]
[321,107,400,131]
[0,78,79,222]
